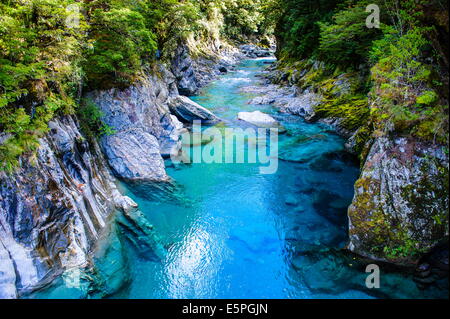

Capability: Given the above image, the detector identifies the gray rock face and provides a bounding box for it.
[171,45,198,95]
[87,66,183,181]
[244,84,320,120]
[0,240,17,299]
[277,91,320,120]
[171,44,243,96]
[0,116,135,298]
[348,136,449,264]
[102,129,168,181]
[239,44,274,58]
[168,95,221,124]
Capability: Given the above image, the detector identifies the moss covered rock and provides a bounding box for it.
[348,136,449,265]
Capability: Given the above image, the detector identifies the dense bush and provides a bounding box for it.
[318,0,382,68]
[274,0,341,60]
[0,0,85,171]
[84,6,157,88]
[78,98,115,140]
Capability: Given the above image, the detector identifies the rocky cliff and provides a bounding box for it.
[256,60,449,267]
[86,65,183,182]
[0,116,136,298]
[170,42,273,96]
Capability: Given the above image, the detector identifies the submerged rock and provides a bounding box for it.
[237,111,279,127]
[116,208,166,261]
[90,226,131,298]
[285,193,299,206]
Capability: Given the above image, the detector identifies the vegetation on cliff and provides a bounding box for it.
[273,0,448,147]
[0,0,275,171]
[272,0,449,262]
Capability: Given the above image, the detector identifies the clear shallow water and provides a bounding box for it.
[29,58,447,299]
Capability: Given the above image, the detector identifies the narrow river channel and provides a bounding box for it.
[30,58,445,299]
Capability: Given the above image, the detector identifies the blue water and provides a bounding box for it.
[29,58,447,299]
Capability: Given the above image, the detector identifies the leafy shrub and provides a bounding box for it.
[1,0,84,171]
[78,99,115,140]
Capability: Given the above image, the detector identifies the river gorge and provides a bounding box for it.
[1,1,449,301]
[21,58,447,299]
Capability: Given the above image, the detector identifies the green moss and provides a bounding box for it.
[400,160,449,244]
[315,97,369,132]
[353,126,373,161]
[77,99,116,142]
[416,90,438,105]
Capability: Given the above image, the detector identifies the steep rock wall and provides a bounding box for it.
[170,43,244,95]
[0,116,135,298]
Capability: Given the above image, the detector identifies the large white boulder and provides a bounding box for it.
[237,111,279,127]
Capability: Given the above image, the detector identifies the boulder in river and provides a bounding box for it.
[348,136,449,265]
[239,44,273,58]
[237,111,279,128]
[168,95,221,124]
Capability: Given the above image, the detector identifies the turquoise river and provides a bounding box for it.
[30,58,447,299]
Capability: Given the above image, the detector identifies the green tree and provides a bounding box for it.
[84,5,157,88]
[318,1,382,68]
